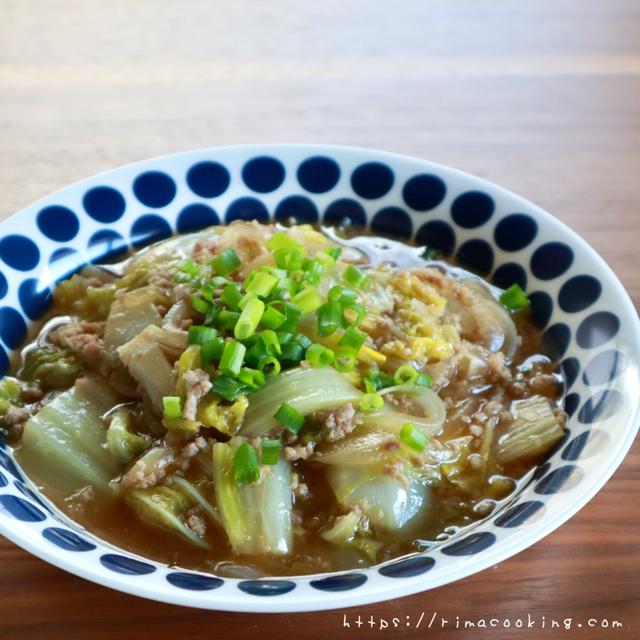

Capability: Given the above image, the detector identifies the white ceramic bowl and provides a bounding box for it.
[0,145,638,612]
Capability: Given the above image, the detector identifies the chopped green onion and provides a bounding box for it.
[334,351,356,372]
[267,231,305,254]
[260,439,282,465]
[200,281,217,303]
[363,379,376,394]
[337,326,367,355]
[279,304,303,331]
[219,340,246,376]
[415,373,433,388]
[274,249,305,271]
[280,342,305,364]
[327,285,345,303]
[341,302,366,327]
[258,355,281,378]
[260,304,286,329]
[244,341,267,368]
[315,250,337,267]
[400,422,429,452]
[191,295,210,315]
[204,304,218,325]
[200,337,225,365]
[292,333,313,349]
[327,247,342,260]
[217,309,241,330]
[260,330,282,356]
[293,286,322,313]
[221,283,243,310]
[234,297,265,340]
[317,301,342,337]
[162,396,182,419]
[210,374,249,401]
[499,284,530,311]
[337,288,358,305]
[394,365,420,385]
[247,271,278,298]
[360,393,384,413]
[179,259,200,277]
[210,248,241,276]
[274,402,304,433]
[364,370,396,391]
[188,325,218,345]
[233,442,260,485]
[343,264,368,289]
[238,367,266,389]
[305,343,335,367]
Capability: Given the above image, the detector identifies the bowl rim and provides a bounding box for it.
[0,143,638,612]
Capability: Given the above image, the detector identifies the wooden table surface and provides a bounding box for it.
[1,1,638,638]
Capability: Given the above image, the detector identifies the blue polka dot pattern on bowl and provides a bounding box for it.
[576,311,620,349]
[130,214,172,248]
[186,161,230,198]
[530,242,574,280]
[18,279,52,320]
[310,573,367,591]
[534,465,583,495]
[456,238,494,276]
[441,532,496,556]
[492,263,527,291]
[0,495,46,522]
[527,291,553,330]
[371,207,412,240]
[559,357,580,390]
[323,199,367,228]
[88,230,128,262]
[297,156,340,193]
[451,191,494,228]
[0,272,7,300]
[0,307,27,349]
[237,580,296,596]
[242,157,285,193]
[100,554,156,575]
[543,323,571,360]
[578,389,624,424]
[494,213,537,251]
[83,186,127,222]
[583,349,628,386]
[378,556,435,578]
[37,206,79,242]
[275,196,319,224]
[166,572,224,591]
[42,527,97,552]
[558,275,602,313]
[133,172,176,208]
[351,162,394,199]
[0,235,40,271]
[177,204,220,233]
[226,197,270,224]
[402,174,446,211]
[494,501,545,528]
[415,220,456,256]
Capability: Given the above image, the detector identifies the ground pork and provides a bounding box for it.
[283,442,315,461]
[175,436,208,472]
[182,369,212,421]
[324,403,357,442]
[184,507,207,537]
[291,472,310,499]
[53,321,105,364]
[1,405,30,440]
[21,384,43,403]
[120,450,175,490]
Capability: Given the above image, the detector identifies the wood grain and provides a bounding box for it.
[0,1,638,638]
